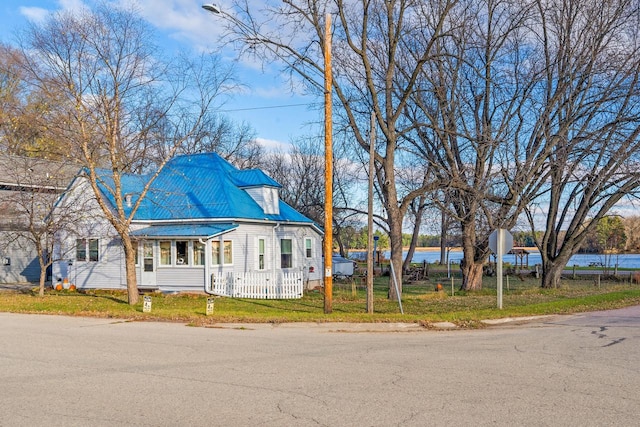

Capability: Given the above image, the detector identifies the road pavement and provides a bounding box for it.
[1,307,639,426]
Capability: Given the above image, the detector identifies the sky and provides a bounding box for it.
[0,0,324,152]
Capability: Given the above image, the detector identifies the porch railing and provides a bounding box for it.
[209,270,303,299]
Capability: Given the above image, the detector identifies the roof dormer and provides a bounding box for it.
[230,169,281,215]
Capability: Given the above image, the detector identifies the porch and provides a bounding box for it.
[208,270,304,299]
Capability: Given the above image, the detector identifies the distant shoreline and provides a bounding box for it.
[404,246,538,252]
[351,247,540,252]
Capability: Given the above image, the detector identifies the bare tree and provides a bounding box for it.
[261,133,360,257]
[146,54,264,169]
[188,116,263,169]
[262,136,326,224]
[219,0,455,299]
[406,0,640,290]
[407,0,556,290]
[19,3,228,304]
[525,0,640,288]
[0,155,82,295]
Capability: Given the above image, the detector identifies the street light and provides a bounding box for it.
[201,4,334,314]
[201,4,221,14]
[201,4,325,90]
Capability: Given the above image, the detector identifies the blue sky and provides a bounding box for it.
[0,0,323,151]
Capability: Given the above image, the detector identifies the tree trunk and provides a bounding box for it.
[388,210,404,301]
[38,259,47,297]
[461,260,484,290]
[440,208,448,265]
[540,255,572,288]
[122,237,139,305]
[541,263,563,289]
[35,240,47,297]
[403,198,426,272]
[459,218,484,290]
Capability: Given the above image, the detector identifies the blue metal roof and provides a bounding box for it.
[94,153,315,225]
[230,169,281,188]
[130,223,238,238]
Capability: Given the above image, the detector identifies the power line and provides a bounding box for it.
[218,102,315,113]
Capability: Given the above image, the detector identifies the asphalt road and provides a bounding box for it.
[1,307,639,426]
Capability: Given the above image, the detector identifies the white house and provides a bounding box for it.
[52,153,324,298]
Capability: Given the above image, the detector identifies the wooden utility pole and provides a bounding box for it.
[323,14,333,314]
[367,112,375,314]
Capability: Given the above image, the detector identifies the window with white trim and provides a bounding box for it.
[281,238,292,269]
[176,241,189,265]
[223,240,233,264]
[194,241,205,266]
[305,238,313,259]
[159,241,171,266]
[132,241,139,265]
[258,238,266,270]
[76,238,99,262]
[212,240,233,265]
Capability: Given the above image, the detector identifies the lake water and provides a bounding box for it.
[354,250,640,269]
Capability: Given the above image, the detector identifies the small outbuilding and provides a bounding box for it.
[332,255,355,278]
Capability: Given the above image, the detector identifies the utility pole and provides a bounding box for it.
[323,13,333,314]
[367,112,375,314]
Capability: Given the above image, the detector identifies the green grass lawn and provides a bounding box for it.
[2,269,640,327]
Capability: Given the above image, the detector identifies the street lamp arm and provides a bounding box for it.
[201,3,326,92]
[202,4,221,14]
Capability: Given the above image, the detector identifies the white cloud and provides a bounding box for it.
[19,7,49,23]
[20,0,87,23]
[122,0,228,52]
[255,137,292,152]
[58,0,87,13]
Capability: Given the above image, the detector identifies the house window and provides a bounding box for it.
[223,241,233,264]
[76,239,87,261]
[88,239,99,262]
[76,239,99,262]
[194,241,205,266]
[143,242,153,272]
[258,238,265,270]
[132,241,139,265]
[212,241,221,265]
[212,240,233,265]
[281,238,292,269]
[305,238,312,258]
[176,241,189,265]
[159,241,171,265]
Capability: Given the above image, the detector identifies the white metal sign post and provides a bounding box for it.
[489,228,513,309]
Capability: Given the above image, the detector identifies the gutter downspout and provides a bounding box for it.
[201,237,213,295]
[272,223,280,286]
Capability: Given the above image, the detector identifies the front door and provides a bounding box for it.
[141,241,156,287]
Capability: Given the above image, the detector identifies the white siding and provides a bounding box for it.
[64,238,126,290]
[0,234,40,283]
[52,179,126,289]
[156,267,206,292]
[209,222,323,290]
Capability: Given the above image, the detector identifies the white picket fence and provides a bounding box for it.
[210,270,303,299]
